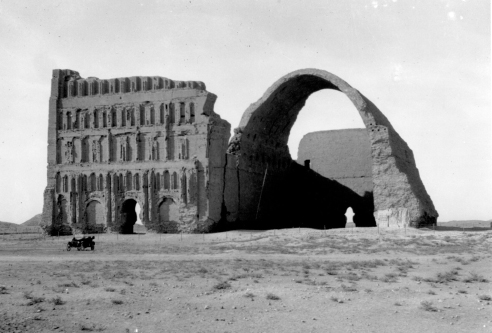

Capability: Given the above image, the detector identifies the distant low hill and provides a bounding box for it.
[0,221,19,228]
[22,214,42,226]
[438,219,491,229]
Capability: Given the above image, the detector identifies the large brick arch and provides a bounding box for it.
[225,68,438,228]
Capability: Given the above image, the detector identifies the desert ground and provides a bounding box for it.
[0,226,491,333]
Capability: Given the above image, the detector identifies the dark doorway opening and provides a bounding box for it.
[120,199,138,234]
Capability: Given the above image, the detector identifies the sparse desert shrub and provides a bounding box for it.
[420,301,438,312]
[394,301,403,306]
[427,290,436,295]
[338,272,361,282]
[212,281,231,290]
[360,272,378,281]
[24,292,45,306]
[463,272,488,283]
[111,299,124,305]
[266,293,280,300]
[341,284,357,292]
[0,286,8,294]
[435,269,460,283]
[81,280,91,285]
[58,281,79,288]
[243,292,255,298]
[79,323,106,331]
[457,289,467,294]
[197,267,208,274]
[380,273,398,283]
[330,296,343,303]
[104,287,116,292]
[478,295,492,301]
[49,296,65,305]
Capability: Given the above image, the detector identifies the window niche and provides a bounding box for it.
[190,103,195,123]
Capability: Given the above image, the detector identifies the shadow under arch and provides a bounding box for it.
[224,68,438,229]
[120,198,139,234]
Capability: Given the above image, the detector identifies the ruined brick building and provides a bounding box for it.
[42,68,438,234]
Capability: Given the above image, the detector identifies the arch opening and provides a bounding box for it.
[86,200,105,233]
[120,199,140,234]
[226,70,381,230]
[158,198,179,233]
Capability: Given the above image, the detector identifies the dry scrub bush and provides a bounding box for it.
[266,293,281,300]
[212,281,231,290]
[420,301,438,312]
[463,272,488,283]
[49,295,65,305]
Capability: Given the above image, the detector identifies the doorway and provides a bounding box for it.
[120,199,138,234]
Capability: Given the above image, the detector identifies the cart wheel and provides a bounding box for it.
[67,244,71,251]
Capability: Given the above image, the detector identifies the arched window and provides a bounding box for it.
[140,107,145,126]
[58,112,63,130]
[67,112,72,130]
[180,103,185,123]
[94,109,99,128]
[134,173,140,191]
[90,173,96,192]
[169,103,175,123]
[172,172,179,190]
[102,110,107,128]
[164,171,170,190]
[91,81,98,95]
[155,172,161,190]
[126,172,132,191]
[98,174,104,191]
[111,109,117,127]
[159,104,165,124]
[129,109,135,126]
[121,109,126,126]
[82,174,88,192]
[150,107,155,125]
[99,81,106,95]
[84,112,90,129]
[190,103,195,123]
[74,110,79,129]
[71,177,76,193]
[119,174,124,192]
[182,173,187,204]
[56,173,61,193]
[113,174,119,192]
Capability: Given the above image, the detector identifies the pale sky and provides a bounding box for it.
[0,0,490,224]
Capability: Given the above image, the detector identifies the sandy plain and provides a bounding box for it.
[0,226,491,333]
